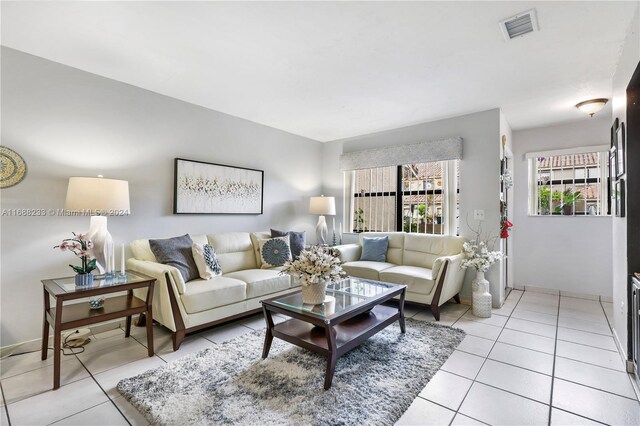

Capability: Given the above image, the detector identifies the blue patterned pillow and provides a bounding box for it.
[192,243,222,279]
[259,236,292,269]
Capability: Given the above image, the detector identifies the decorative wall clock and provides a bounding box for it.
[0,146,27,188]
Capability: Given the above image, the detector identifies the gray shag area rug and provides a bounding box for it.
[117,318,465,426]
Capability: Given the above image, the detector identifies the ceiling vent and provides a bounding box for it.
[499,9,538,40]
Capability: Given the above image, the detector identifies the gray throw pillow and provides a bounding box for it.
[271,229,306,259]
[149,234,199,282]
[360,236,389,262]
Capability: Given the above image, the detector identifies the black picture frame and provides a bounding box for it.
[173,158,264,214]
[615,179,625,217]
[611,117,619,151]
[609,152,617,215]
[617,122,626,178]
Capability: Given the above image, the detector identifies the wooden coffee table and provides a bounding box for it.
[261,278,407,390]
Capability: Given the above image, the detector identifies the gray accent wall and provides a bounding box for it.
[0,48,323,347]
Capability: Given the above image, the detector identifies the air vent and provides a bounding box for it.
[499,9,538,40]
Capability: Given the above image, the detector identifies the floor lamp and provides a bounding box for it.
[309,195,335,245]
[65,177,130,274]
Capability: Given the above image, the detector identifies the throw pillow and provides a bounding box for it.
[360,236,389,262]
[192,243,222,279]
[149,234,200,282]
[258,236,292,269]
[270,229,306,259]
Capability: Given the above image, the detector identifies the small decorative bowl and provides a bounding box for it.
[88,298,105,309]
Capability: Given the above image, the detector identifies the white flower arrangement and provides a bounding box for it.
[461,240,502,272]
[281,245,347,286]
[461,220,503,273]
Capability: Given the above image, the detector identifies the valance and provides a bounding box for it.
[339,137,463,171]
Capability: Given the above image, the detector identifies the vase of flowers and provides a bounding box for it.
[461,227,502,318]
[281,245,347,305]
[54,233,97,286]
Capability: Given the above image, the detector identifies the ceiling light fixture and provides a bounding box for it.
[575,98,608,117]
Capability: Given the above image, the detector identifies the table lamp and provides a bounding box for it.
[309,195,335,245]
[65,176,130,274]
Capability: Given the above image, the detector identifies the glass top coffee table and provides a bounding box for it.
[261,277,407,390]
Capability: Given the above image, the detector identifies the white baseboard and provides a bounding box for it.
[0,320,123,359]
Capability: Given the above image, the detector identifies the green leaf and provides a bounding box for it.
[87,259,97,270]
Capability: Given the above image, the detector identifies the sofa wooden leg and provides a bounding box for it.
[430,304,440,321]
[173,330,185,351]
[453,293,461,304]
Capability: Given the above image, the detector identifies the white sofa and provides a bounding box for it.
[334,232,466,320]
[127,232,299,350]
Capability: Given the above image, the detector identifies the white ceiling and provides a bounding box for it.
[1,1,636,142]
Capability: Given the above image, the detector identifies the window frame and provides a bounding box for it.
[345,159,459,235]
[526,146,609,217]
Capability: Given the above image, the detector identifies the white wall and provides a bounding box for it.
[611,4,640,354]
[0,48,323,347]
[321,109,502,302]
[512,118,612,297]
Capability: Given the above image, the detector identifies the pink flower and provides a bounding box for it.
[77,251,87,257]
[85,241,94,249]
[75,233,86,240]
[59,242,68,251]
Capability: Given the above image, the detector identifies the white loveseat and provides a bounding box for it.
[334,232,466,320]
[127,232,299,350]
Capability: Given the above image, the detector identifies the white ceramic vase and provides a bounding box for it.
[301,280,327,305]
[472,271,492,318]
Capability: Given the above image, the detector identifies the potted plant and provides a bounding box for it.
[54,233,97,286]
[281,245,347,304]
[554,189,581,215]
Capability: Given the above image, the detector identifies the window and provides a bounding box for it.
[527,148,608,216]
[348,160,460,235]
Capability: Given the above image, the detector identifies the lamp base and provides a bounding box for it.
[86,216,113,274]
[316,215,328,245]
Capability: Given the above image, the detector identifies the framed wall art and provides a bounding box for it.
[617,121,626,178]
[174,158,264,214]
[609,152,617,215]
[615,179,625,218]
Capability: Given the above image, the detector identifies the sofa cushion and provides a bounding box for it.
[192,243,222,279]
[403,234,465,269]
[360,236,389,262]
[379,265,435,295]
[271,229,306,259]
[342,261,396,281]
[225,269,291,299]
[258,236,292,268]
[181,276,247,314]
[131,234,207,263]
[359,232,404,265]
[207,232,257,273]
[149,234,200,282]
[249,232,271,268]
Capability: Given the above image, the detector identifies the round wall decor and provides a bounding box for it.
[0,146,27,188]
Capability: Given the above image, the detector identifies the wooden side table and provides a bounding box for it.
[41,271,156,389]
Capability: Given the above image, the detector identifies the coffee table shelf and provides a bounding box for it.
[271,304,399,354]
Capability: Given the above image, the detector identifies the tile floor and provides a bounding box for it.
[1,290,638,425]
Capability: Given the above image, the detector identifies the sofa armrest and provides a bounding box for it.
[126,258,188,332]
[430,253,467,304]
[332,244,362,263]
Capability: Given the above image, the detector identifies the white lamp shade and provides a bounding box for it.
[309,196,336,215]
[65,177,130,215]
